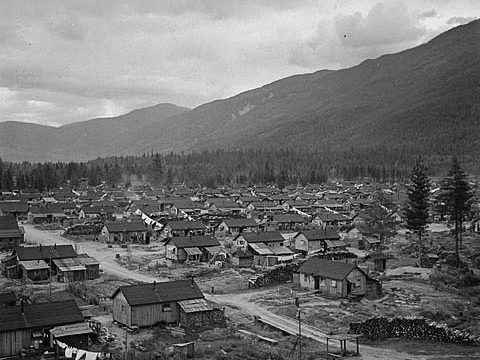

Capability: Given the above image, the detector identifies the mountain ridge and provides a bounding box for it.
[0,20,479,162]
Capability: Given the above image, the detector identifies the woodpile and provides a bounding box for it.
[349,316,480,345]
[248,263,301,288]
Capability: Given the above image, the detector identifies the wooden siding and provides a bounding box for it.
[0,329,31,357]
[131,302,178,327]
[112,291,131,326]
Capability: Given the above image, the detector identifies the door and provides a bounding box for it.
[314,277,320,290]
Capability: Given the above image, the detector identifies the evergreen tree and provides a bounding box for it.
[405,157,431,253]
[364,189,397,251]
[148,153,164,185]
[437,157,474,265]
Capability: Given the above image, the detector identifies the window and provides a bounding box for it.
[320,278,326,287]
[303,274,308,281]
[162,304,172,312]
[331,280,337,288]
[279,242,284,246]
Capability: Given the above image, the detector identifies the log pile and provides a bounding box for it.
[248,263,301,288]
[349,316,480,345]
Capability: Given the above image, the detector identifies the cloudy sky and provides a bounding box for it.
[0,0,477,126]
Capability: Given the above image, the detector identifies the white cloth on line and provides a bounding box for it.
[56,340,67,349]
[85,351,100,360]
[75,349,86,360]
[65,347,74,358]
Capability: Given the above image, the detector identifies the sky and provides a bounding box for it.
[0,0,477,127]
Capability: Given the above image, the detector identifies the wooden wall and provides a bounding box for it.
[0,329,31,357]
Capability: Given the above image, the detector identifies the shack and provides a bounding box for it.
[111,279,222,328]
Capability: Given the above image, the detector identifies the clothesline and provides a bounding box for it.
[55,340,104,360]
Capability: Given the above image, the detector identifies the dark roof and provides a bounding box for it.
[0,214,20,231]
[239,231,284,244]
[0,291,17,306]
[271,214,306,223]
[168,221,206,231]
[112,280,203,306]
[0,201,29,213]
[104,221,147,233]
[222,218,258,227]
[0,300,84,332]
[15,245,77,261]
[296,229,340,241]
[297,258,358,280]
[165,236,220,248]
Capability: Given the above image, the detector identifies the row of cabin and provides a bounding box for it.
[1,245,100,283]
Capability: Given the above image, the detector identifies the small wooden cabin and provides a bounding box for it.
[0,300,84,357]
[295,258,367,298]
[111,279,205,328]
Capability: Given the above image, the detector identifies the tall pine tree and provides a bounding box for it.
[437,157,474,265]
[405,157,431,261]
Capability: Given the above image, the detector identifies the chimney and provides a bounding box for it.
[54,243,57,249]
[153,281,156,290]
[21,299,25,314]
[191,275,194,286]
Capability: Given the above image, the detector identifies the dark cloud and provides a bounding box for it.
[335,1,426,48]
[446,16,477,25]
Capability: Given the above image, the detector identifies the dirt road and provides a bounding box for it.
[23,225,423,359]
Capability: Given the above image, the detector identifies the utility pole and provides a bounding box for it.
[124,326,128,360]
[298,306,302,360]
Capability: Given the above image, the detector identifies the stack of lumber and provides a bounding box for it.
[248,263,301,288]
[349,316,480,345]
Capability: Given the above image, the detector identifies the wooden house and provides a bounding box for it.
[215,218,259,237]
[313,212,351,228]
[0,201,30,220]
[295,258,367,298]
[0,214,25,250]
[293,229,343,255]
[112,279,207,328]
[207,199,243,215]
[0,300,84,357]
[2,244,77,279]
[19,260,50,282]
[27,204,67,224]
[164,220,207,237]
[164,236,221,262]
[101,221,149,244]
[53,255,100,282]
[268,214,307,231]
[233,231,286,251]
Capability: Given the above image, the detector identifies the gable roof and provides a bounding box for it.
[112,280,203,306]
[296,229,340,241]
[104,221,147,233]
[271,214,306,223]
[239,231,285,244]
[165,236,220,249]
[0,300,84,332]
[297,258,358,280]
[0,214,21,232]
[222,218,258,228]
[15,245,77,261]
[167,221,206,231]
[0,201,29,213]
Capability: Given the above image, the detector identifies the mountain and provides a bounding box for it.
[0,103,188,162]
[1,20,479,162]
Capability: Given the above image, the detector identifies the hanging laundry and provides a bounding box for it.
[75,349,86,360]
[85,351,100,360]
[56,340,68,349]
[65,347,74,358]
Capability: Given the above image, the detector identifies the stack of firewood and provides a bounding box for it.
[248,263,301,288]
[349,316,480,345]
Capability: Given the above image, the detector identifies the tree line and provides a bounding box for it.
[0,147,477,192]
